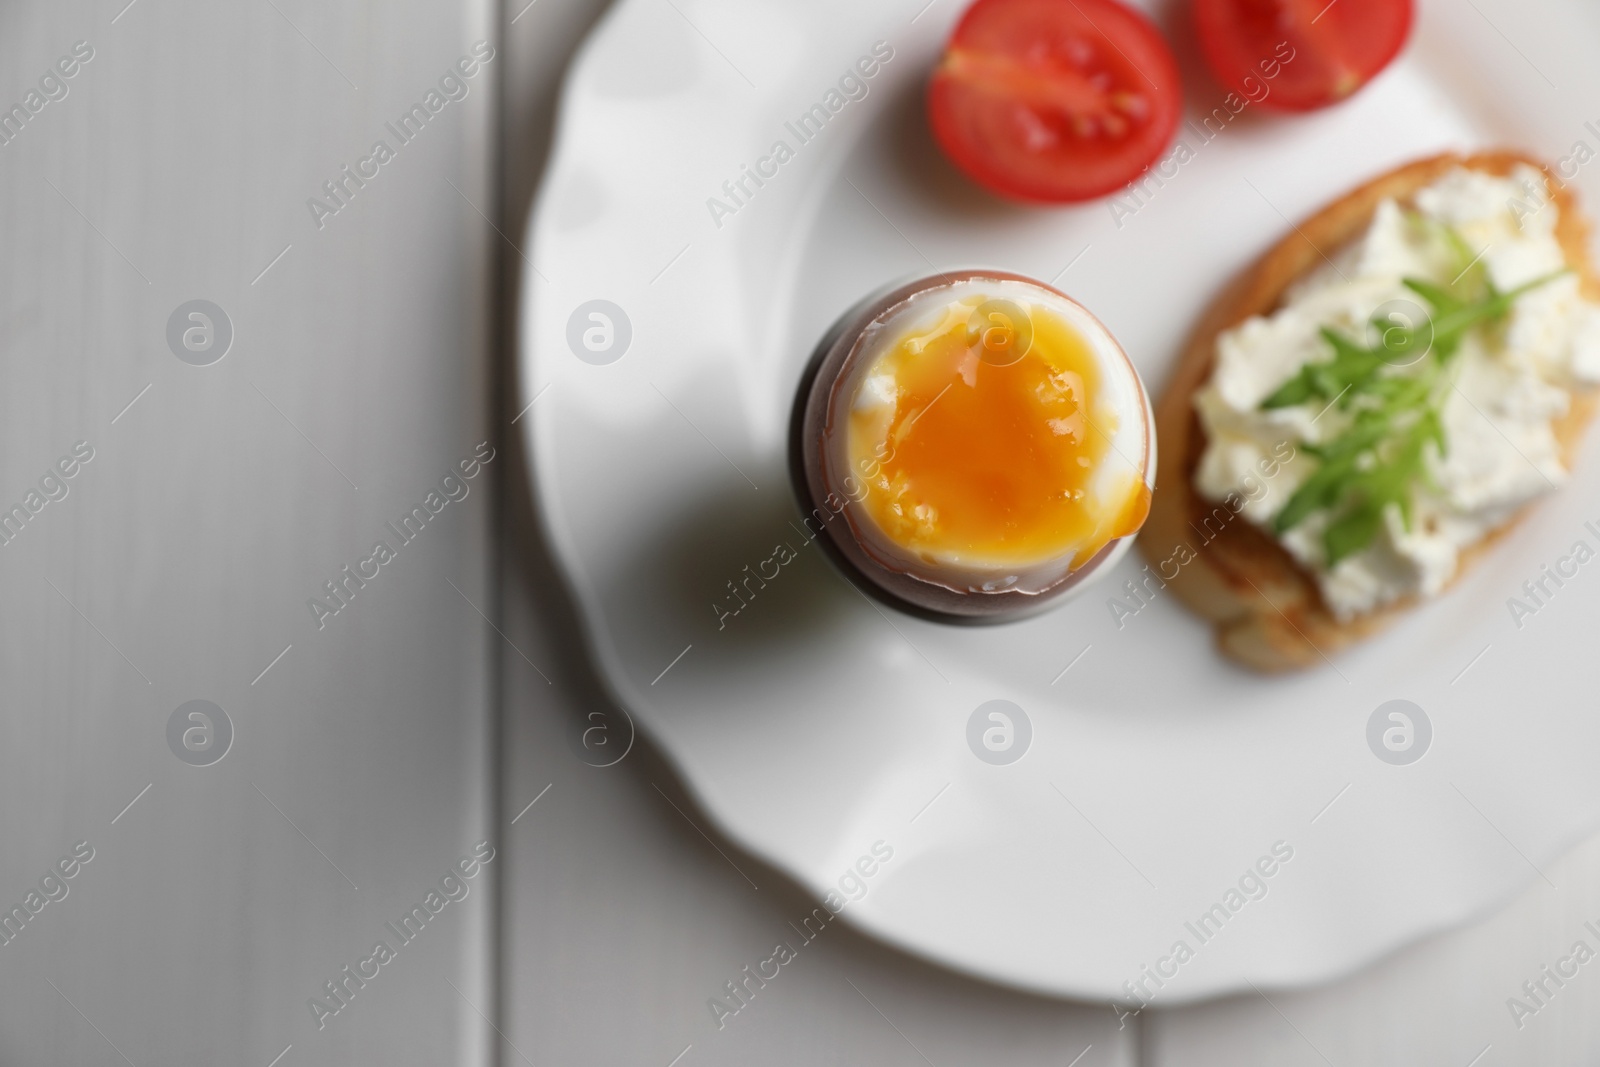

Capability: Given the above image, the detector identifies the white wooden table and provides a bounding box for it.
[9,0,1600,1064]
[2,1,497,1063]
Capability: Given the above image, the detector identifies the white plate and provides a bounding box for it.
[522,0,1600,1002]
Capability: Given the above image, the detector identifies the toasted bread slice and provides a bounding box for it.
[1142,151,1600,672]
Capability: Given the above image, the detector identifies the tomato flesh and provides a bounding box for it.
[928,0,1182,204]
[1194,0,1414,111]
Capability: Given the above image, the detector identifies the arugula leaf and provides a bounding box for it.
[1261,327,1384,409]
[1316,410,1442,565]
[1399,277,1461,314]
[1261,373,1315,410]
[1323,504,1385,567]
[1257,218,1564,567]
[1410,270,1567,361]
[1272,412,1393,535]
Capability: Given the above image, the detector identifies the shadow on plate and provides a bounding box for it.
[600,462,859,655]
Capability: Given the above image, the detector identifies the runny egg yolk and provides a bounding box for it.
[846,297,1149,571]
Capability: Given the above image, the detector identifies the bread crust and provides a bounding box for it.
[1141,151,1600,672]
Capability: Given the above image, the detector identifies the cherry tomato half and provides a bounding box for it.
[1194,0,1414,111]
[928,0,1183,204]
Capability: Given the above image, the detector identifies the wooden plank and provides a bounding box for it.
[0,1,496,1063]
[1147,832,1600,1066]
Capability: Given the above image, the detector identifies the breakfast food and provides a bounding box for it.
[927,0,1181,203]
[1144,152,1600,670]
[792,271,1154,620]
[1194,0,1413,111]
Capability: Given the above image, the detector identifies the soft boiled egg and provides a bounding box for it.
[792,271,1155,620]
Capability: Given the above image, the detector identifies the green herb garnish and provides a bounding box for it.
[1262,216,1565,567]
